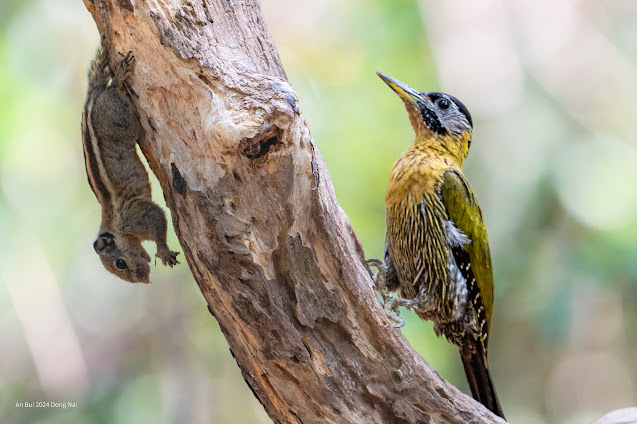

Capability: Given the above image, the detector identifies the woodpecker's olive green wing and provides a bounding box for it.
[439,168,494,344]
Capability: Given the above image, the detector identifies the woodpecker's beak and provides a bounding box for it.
[377,72,423,106]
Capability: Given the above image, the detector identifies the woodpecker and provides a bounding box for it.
[367,72,505,419]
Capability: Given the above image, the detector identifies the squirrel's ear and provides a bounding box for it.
[94,232,115,253]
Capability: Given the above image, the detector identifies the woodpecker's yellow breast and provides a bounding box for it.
[386,134,467,200]
[384,142,455,310]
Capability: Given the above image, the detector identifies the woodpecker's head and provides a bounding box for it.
[377,72,473,163]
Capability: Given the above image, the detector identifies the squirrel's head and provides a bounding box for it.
[93,232,151,283]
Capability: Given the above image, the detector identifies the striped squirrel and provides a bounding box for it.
[81,40,179,283]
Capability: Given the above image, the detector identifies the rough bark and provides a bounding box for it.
[83,1,506,423]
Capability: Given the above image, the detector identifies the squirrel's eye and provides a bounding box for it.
[116,259,128,269]
[436,98,450,110]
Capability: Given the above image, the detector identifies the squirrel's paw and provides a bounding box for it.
[113,51,135,88]
[157,248,180,267]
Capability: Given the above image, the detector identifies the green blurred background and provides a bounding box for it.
[1,0,637,423]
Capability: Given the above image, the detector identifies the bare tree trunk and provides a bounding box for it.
[83,1,505,422]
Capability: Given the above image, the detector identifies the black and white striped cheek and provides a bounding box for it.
[418,103,446,135]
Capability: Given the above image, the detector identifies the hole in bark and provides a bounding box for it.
[392,369,403,384]
[171,163,187,195]
[240,127,282,159]
[243,136,278,159]
[254,137,277,158]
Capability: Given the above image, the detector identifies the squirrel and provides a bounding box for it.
[81,39,179,283]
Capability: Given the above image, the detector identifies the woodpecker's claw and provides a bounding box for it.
[365,258,405,327]
[364,258,390,298]
[364,258,384,289]
[383,296,406,328]
[392,317,405,328]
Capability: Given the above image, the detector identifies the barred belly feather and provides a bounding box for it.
[386,190,455,320]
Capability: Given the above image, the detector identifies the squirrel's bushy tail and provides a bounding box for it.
[87,37,112,91]
[87,0,113,91]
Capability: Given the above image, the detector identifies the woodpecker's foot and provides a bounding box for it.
[406,288,437,316]
[364,258,393,301]
[365,258,405,328]
[383,296,406,328]
[364,258,384,288]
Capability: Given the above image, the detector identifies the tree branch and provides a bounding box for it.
[84,0,505,422]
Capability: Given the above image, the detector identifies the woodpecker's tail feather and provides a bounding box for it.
[460,345,506,420]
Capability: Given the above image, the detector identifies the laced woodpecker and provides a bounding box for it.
[367,72,505,419]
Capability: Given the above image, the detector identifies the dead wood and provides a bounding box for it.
[83,1,508,422]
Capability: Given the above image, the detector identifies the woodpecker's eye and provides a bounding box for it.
[116,259,128,269]
[436,98,450,110]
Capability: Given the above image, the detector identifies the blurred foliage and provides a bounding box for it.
[1,0,636,423]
